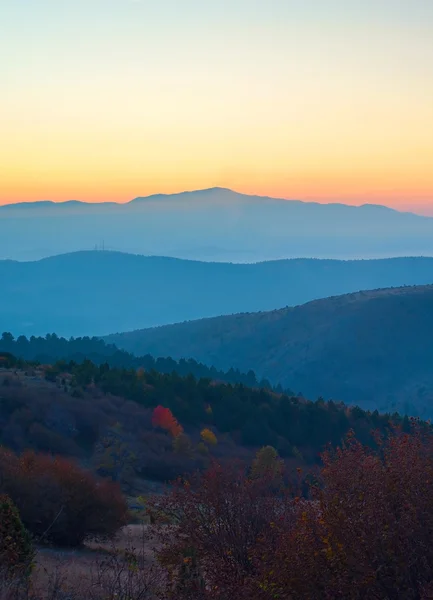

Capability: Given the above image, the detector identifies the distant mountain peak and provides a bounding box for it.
[129,187,234,203]
[193,186,232,193]
[358,203,398,213]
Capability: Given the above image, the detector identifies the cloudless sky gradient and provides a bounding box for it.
[1,0,433,212]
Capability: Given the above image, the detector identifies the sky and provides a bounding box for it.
[1,0,433,213]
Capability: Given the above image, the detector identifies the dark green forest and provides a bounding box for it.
[0,331,280,392]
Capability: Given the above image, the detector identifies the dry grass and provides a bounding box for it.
[86,524,154,555]
[1,525,164,600]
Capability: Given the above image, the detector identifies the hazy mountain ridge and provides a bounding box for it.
[106,284,433,417]
[3,251,433,338]
[1,188,432,261]
[0,187,409,212]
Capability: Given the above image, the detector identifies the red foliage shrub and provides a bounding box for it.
[152,405,183,437]
[0,448,128,547]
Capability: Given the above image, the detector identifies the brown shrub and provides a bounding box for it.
[149,461,288,598]
[0,448,128,547]
[253,425,433,599]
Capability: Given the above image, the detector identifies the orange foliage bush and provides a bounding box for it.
[0,448,128,547]
[152,405,183,437]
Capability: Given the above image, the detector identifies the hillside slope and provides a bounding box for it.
[2,188,433,261]
[0,353,406,480]
[0,332,276,391]
[3,252,433,337]
[107,285,433,416]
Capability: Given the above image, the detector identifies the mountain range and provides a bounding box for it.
[3,251,433,337]
[106,284,433,417]
[2,188,433,261]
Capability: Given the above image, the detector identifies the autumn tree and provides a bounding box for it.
[149,461,288,599]
[0,448,128,546]
[196,441,209,456]
[93,423,136,491]
[152,405,183,438]
[173,433,193,457]
[200,428,217,447]
[149,423,433,599]
[253,424,433,599]
[251,445,284,482]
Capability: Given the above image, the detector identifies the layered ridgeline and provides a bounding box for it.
[107,285,433,418]
[2,188,433,262]
[2,251,433,336]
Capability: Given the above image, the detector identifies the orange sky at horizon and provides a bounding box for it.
[2,171,433,212]
[1,1,433,215]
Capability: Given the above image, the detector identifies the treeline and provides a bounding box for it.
[22,353,411,461]
[0,332,285,392]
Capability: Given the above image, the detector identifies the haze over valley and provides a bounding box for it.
[3,250,433,337]
[3,188,433,262]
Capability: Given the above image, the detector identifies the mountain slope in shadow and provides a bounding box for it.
[106,284,433,416]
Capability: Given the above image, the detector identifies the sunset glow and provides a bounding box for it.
[1,1,433,213]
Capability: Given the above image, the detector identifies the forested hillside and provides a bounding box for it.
[2,251,433,336]
[0,351,408,486]
[0,332,276,391]
[107,284,433,417]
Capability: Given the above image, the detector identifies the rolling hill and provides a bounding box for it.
[3,252,433,337]
[106,284,433,416]
[2,188,433,261]
[0,352,407,476]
